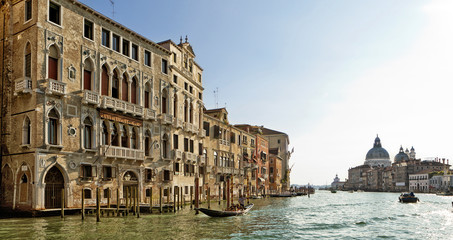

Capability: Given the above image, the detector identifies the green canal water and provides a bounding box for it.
[1,190,453,239]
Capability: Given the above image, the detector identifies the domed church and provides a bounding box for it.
[394,146,416,162]
[364,135,391,167]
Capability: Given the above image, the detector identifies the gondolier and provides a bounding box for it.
[238,195,246,209]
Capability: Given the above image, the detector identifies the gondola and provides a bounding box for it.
[196,204,254,217]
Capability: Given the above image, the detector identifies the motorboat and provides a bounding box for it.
[399,192,419,203]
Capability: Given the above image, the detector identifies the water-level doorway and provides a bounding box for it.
[44,166,64,209]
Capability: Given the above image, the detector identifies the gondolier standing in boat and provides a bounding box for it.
[239,195,246,209]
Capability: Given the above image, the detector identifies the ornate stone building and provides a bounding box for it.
[0,0,204,211]
[0,0,291,213]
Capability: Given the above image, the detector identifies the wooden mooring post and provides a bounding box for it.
[96,188,101,222]
[173,186,177,213]
[219,184,221,205]
[175,187,181,210]
[208,187,211,209]
[226,178,230,209]
[125,187,129,216]
[166,187,170,212]
[179,187,185,209]
[149,187,153,214]
[136,186,140,218]
[195,177,199,214]
[159,187,163,213]
[133,187,136,215]
[190,187,193,209]
[116,188,120,217]
[81,188,85,220]
[61,188,64,218]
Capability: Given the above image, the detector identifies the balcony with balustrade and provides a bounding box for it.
[46,78,66,96]
[83,90,100,105]
[184,152,197,164]
[198,129,206,138]
[100,145,144,161]
[160,114,173,125]
[184,122,193,133]
[101,96,144,117]
[192,125,199,135]
[14,78,32,95]
[174,118,183,129]
[144,108,157,121]
[198,155,206,165]
[172,149,182,161]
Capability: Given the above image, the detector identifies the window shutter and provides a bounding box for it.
[84,70,91,90]
[145,91,149,108]
[112,167,116,178]
[25,53,31,78]
[230,134,235,143]
[213,125,219,139]
[101,67,109,95]
[48,57,58,80]
[131,80,137,104]
[79,165,83,178]
[122,77,128,101]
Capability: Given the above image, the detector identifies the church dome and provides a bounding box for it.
[394,146,409,162]
[365,136,390,160]
[364,135,391,168]
[366,147,390,160]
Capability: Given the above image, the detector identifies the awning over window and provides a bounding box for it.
[258,177,265,182]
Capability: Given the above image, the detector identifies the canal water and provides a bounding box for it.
[1,190,453,239]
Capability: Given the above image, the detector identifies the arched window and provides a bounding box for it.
[144,130,151,156]
[101,65,109,96]
[131,128,138,149]
[203,148,207,160]
[112,70,119,99]
[162,134,168,158]
[101,122,109,145]
[162,89,168,114]
[111,124,118,146]
[83,59,93,90]
[144,83,151,109]
[122,73,128,102]
[48,45,59,80]
[131,77,137,104]
[83,117,93,149]
[48,108,59,145]
[121,125,128,148]
[214,151,218,166]
[22,117,31,145]
[24,43,31,78]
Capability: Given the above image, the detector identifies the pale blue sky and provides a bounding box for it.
[80,0,453,185]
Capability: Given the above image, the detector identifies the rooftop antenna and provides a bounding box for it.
[213,87,219,108]
[108,0,115,18]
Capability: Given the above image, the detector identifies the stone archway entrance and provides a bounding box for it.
[44,166,64,209]
[122,171,138,200]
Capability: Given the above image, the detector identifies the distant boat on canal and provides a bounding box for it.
[399,192,419,203]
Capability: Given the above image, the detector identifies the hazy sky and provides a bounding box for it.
[80,0,453,185]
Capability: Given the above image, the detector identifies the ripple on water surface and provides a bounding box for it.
[1,191,453,239]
